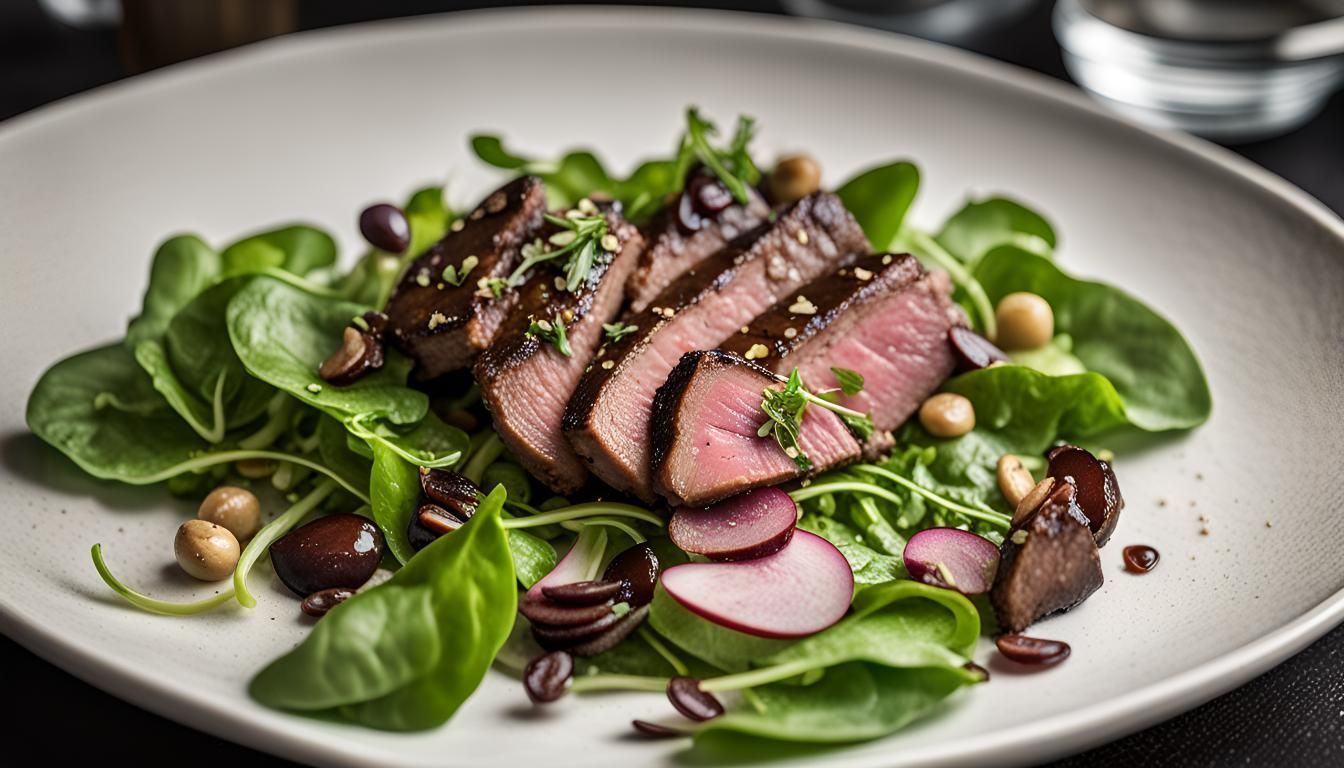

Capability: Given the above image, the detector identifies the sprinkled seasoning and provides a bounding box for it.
[744,343,769,360]
[554,276,567,291]
[601,360,615,370]
[881,254,893,265]
[428,311,448,330]
[485,191,508,214]
[784,327,798,339]
[853,267,874,281]
[1010,529,1028,545]
[784,446,799,459]
[414,271,431,287]
[450,219,465,232]
[795,229,809,245]
[740,326,750,334]
[662,307,675,318]
[562,309,575,322]
[788,296,818,315]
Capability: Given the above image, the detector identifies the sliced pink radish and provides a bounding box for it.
[525,527,608,602]
[902,527,1000,596]
[668,487,798,562]
[659,529,853,639]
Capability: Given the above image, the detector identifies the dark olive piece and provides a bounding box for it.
[569,605,649,657]
[1045,445,1125,547]
[419,467,480,520]
[269,513,385,597]
[531,611,624,649]
[318,326,386,386]
[406,505,455,552]
[995,634,1071,667]
[674,192,705,235]
[517,597,614,627]
[360,310,391,340]
[300,587,354,618]
[688,174,733,216]
[948,326,1008,372]
[523,650,574,704]
[1122,544,1160,574]
[541,579,623,606]
[631,720,689,739]
[359,202,411,254]
[603,543,661,607]
[666,677,725,722]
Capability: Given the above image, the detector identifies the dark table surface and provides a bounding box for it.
[3,1,1342,765]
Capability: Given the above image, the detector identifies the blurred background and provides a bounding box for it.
[2,1,1342,766]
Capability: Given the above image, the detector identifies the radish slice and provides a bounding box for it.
[525,527,608,602]
[668,487,797,561]
[902,527,1000,596]
[659,530,853,639]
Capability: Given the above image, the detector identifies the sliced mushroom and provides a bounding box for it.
[318,326,385,386]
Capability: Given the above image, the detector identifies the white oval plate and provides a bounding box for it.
[2,8,1342,767]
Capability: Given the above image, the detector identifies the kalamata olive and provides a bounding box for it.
[518,597,613,627]
[995,634,1071,667]
[948,326,1008,372]
[674,191,705,235]
[318,326,385,386]
[359,203,411,254]
[531,611,624,649]
[300,587,354,618]
[523,650,574,704]
[688,174,734,216]
[1046,445,1124,546]
[407,503,466,552]
[603,543,661,607]
[269,513,384,597]
[541,579,623,606]
[631,720,688,738]
[419,467,479,519]
[569,605,649,657]
[666,677,725,721]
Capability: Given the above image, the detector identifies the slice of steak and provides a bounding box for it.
[626,182,770,314]
[564,192,869,502]
[475,209,644,494]
[385,176,546,379]
[651,350,862,507]
[720,253,964,450]
[990,481,1104,633]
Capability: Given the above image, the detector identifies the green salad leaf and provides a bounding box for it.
[974,246,1212,431]
[220,224,337,279]
[250,486,516,731]
[132,339,225,443]
[836,161,919,251]
[125,234,220,349]
[936,197,1056,266]
[369,441,423,566]
[798,514,906,585]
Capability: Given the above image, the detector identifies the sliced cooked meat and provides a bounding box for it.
[990,481,1104,633]
[564,192,869,502]
[385,176,546,379]
[626,180,770,313]
[475,209,643,494]
[651,350,862,506]
[720,253,963,450]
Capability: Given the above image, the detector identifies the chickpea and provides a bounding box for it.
[174,519,240,581]
[919,393,975,438]
[996,454,1035,507]
[995,292,1054,350]
[767,154,822,205]
[198,486,261,540]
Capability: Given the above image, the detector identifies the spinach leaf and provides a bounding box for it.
[226,276,428,425]
[250,486,516,731]
[133,339,224,443]
[27,344,209,481]
[835,161,919,251]
[220,225,337,278]
[648,587,792,672]
[936,197,1056,266]
[402,185,454,262]
[317,415,372,494]
[164,278,276,429]
[507,528,557,589]
[369,441,422,565]
[125,234,220,349]
[698,663,978,747]
[974,246,1212,431]
[798,514,906,585]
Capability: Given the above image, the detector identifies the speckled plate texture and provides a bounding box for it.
[1,8,1342,768]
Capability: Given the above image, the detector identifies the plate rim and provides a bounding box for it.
[2,6,1342,767]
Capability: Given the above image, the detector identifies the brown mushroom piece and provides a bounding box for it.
[990,481,1103,633]
[1045,444,1124,547]
[318,325,386,386]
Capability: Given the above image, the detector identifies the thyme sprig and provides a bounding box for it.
[676,107,758,205]
[759,369,875,471]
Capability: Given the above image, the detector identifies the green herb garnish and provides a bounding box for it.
[831,366,865,396]
[506,204,611,291]
[527,315,572,357]
[677,107,758,205]
[759,369,874,470]
[476,276,507,298]
[441,254,478,287]
[602,321,639,343]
